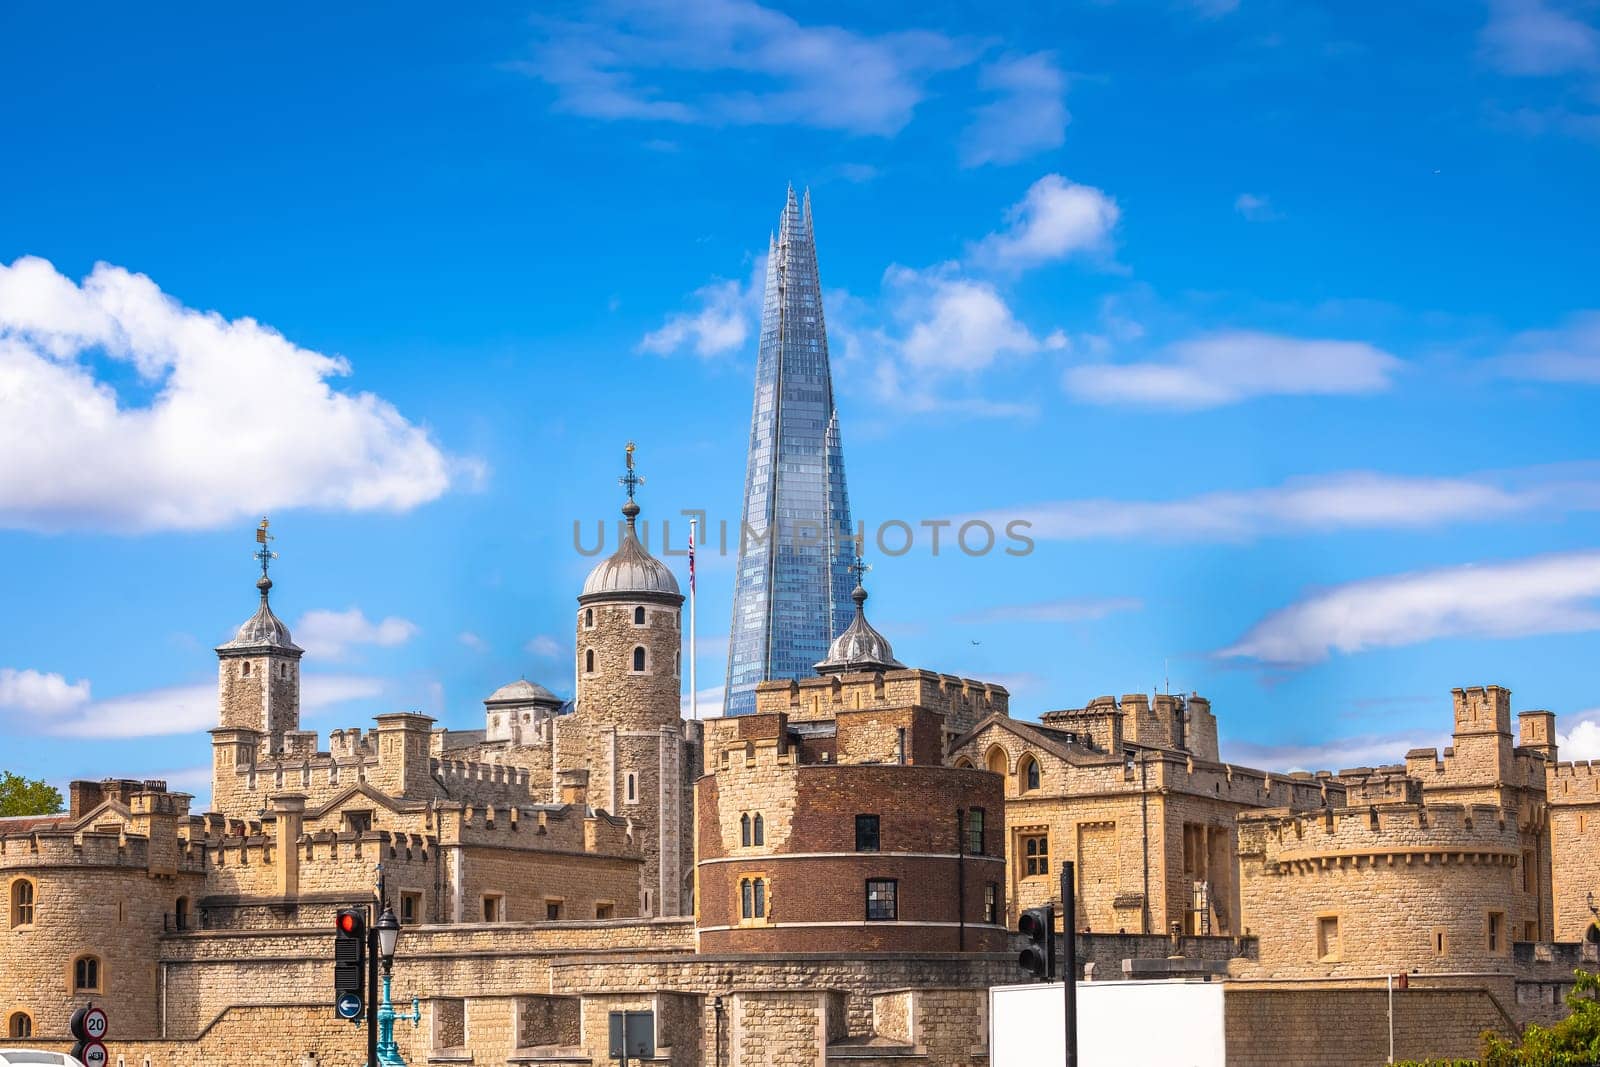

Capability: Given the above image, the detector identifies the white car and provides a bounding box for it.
[0,1053,87,1066]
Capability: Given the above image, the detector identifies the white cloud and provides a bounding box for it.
[1234,193,1281,221]
[1559,708,1600,760]
[20,674,386,739]
[458,631,488,652]
[1493,310,1600,383]
[961,53,1069,167]
[965,466,1600,543]
[525,635,563,658]
[525,0,974,137]
[0,667,91,715]
[295,609,418,660]
[681,684,726,719]
[639,253,766,360]
[0,256,464,533]
[1481,0,1600,76]
[1219,550,1600,667]
[958,597,1143,624]
[971,174,1120,271]
[639,279,751,358]
[890,267,1062,373]
[1064,330,1401,409]
[1222,728,1446,774]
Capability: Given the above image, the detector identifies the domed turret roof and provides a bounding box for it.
[815,581,903,675]
[581,498,682,604]
[216,576,303,656]
[485,679,563,706]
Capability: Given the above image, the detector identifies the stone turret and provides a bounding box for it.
[574,458,684,732]
[214,521,303,751]
[212,522,304,814]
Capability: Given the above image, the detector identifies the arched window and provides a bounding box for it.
[954,757,975,769]
[633,606,645,625]
[584,608,594,628]
[584,649,595,674]
[632,646,646,672]
[73,954,102,992]
[985,746,1007,777]
[753,814,765,846]
[10,878,35,927]
[241,660,251,676]
[1020,755,1041,792]
[754,878,766,917]
[740,813,752,847]
[7,1012,31,1039]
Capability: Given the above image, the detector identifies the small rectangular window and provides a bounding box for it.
[855,814,880,852]
[966,808,985,855]
[1434,927,1448,956]
[1316,916,1340,961]
[400,891,421,925]
[596,902,614,920]
[984,882,999,924]
[482,895,502,923]
[866,879,897,921]
[1488,912,1505,953]
[546,899,563,921]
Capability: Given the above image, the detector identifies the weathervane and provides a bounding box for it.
[253,516,278,580]
[619,441,645,501]
[849,552,871,588]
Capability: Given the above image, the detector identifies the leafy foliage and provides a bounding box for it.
[0,771,64,817]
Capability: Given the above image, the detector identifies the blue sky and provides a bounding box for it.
[3,0,1599,806]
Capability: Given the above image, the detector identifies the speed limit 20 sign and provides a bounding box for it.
[69,1005,110,1066]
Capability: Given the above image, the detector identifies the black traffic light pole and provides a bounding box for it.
[1062,860,1078,1067]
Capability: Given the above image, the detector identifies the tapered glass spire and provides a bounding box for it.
[723,188,857,717]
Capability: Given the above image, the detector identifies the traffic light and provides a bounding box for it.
[1018,904,1055,980]
[335,908,367,1003]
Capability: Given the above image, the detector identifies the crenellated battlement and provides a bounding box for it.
[1336,767,1422,805]
[431,800,634,856]
[431,757,533,797]
[1038,692,1218,760]
[0,827,209,875]
[1549,760,1600,804]
[1240,801,1521,874]
[754,668,1008,736]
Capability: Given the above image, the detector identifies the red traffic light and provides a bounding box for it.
[1018,909,1048,940]
[337,909,365,937]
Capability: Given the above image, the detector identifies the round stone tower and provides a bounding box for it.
[575,492,684,731]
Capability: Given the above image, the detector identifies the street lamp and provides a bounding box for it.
[373,904,418,1066]
[376,907,401,972]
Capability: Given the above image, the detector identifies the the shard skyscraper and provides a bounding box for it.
[723,188,857,717]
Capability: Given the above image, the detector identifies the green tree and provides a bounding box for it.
[0,771,64,816]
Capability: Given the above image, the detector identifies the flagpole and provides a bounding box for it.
[689,518,698,721]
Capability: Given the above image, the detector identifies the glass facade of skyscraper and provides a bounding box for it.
[723,188,856,717]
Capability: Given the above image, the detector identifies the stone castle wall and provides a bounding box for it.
[1237,803,1523,977]
[1548,759,1600,940]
